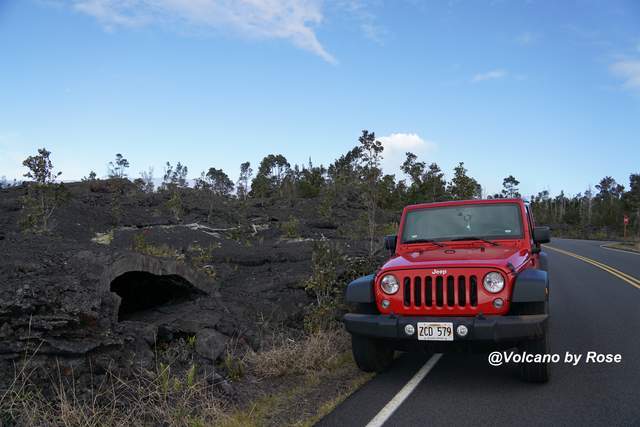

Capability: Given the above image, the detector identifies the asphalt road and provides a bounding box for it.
[318,238,640,426]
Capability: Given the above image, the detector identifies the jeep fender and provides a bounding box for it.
[512,268,549,303]
[346,274,375,304]
[538,250,549,272]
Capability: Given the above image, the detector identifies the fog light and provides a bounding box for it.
[456,325,468,337]
[404,324,415,336]
[381,299,390,309]
[493,298,504,309]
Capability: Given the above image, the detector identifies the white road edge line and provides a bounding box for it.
[365,353,443,427]
[599,244,640,256]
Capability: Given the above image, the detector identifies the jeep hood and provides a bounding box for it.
[383,244,531,272]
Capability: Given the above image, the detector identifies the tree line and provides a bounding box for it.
[8,130,640,243]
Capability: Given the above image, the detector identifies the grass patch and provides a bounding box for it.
[0,359,228,426]
[246,330,347,379]
[91,230,114,245]
[603,241,640,253]
[225,330,373,427]
[280,216,301,238]
[1,330,373,427]
[131,232,177,258]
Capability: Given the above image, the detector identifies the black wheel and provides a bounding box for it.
[519,301,550,383]
[351,334,394,373]
[519,331,550,383]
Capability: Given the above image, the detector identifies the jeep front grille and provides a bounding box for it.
[402,274,479,309]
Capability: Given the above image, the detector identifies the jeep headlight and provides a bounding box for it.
[483,272,505,293]
[380,274,399,294]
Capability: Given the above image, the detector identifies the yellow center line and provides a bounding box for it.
[550,246,640,284]
[544,245,640,290]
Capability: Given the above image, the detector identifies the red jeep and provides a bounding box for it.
[344,199,551,382]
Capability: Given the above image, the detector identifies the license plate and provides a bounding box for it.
[417,322,454,341]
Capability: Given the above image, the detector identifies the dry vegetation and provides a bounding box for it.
[0,330,370,427]
[246,330,349,379]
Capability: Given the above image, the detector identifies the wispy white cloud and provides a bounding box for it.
[335,0,385,44]
[516,31,539,46]
[471,69,507,83]
[71,0,336,63]
[378,133,437,176]
[610,59,640,91]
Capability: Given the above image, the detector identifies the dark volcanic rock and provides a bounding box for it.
[195,328,228,361]
[0,181,382,392]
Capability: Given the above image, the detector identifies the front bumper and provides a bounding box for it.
[343,313,548,342]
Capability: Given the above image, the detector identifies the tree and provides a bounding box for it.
[501,175,521,198]
[327,146,362,201]
[236,162,253,200]
[138,167,155,193]
[196,167,234,222]
[207,168,234,196]
[82,171,97,181]
[623,173,640,237]
[108,153,130,179]
[297,159,326,198]
[162,162,189,221]
[250,154,290,198]
[584,185,594,225]
[401,152,425,185]
[21,148,69,232]
[596,176,625,203]
[378,174,405,209]
[162,162,189,190]
[23,148,61,184]
[421,162,448,202]
[401,153,449,203]
[358,130,384,257]
[594,176,624,228]
[281,164,301,201]
[448,162,481,200]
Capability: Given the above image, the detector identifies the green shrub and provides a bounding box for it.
[303,239,343,332]
[20,148,70,233]
[132,232,177,258]
[281,216,300,238]
[166,190,184,222]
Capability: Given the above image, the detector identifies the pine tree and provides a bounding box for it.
[358,130,384,257]
[501,175,521,198]
[448,162,481,200]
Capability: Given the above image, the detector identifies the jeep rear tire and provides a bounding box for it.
[351,334,394,373]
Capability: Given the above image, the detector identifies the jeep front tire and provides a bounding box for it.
[519,301,550,383]
[351,334,394,373]
[519,330,550,383]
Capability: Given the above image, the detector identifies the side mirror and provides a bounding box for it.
[384,235,397,253]
[533,226,551,244]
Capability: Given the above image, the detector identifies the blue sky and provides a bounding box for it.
[1,0,639,197]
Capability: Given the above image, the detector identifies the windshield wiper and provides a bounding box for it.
[403,239,445,247]
[451,236,500,246]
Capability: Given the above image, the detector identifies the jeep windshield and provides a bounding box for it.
[401,203,523,244]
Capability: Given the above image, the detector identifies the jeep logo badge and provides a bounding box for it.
[432,269,447,275]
